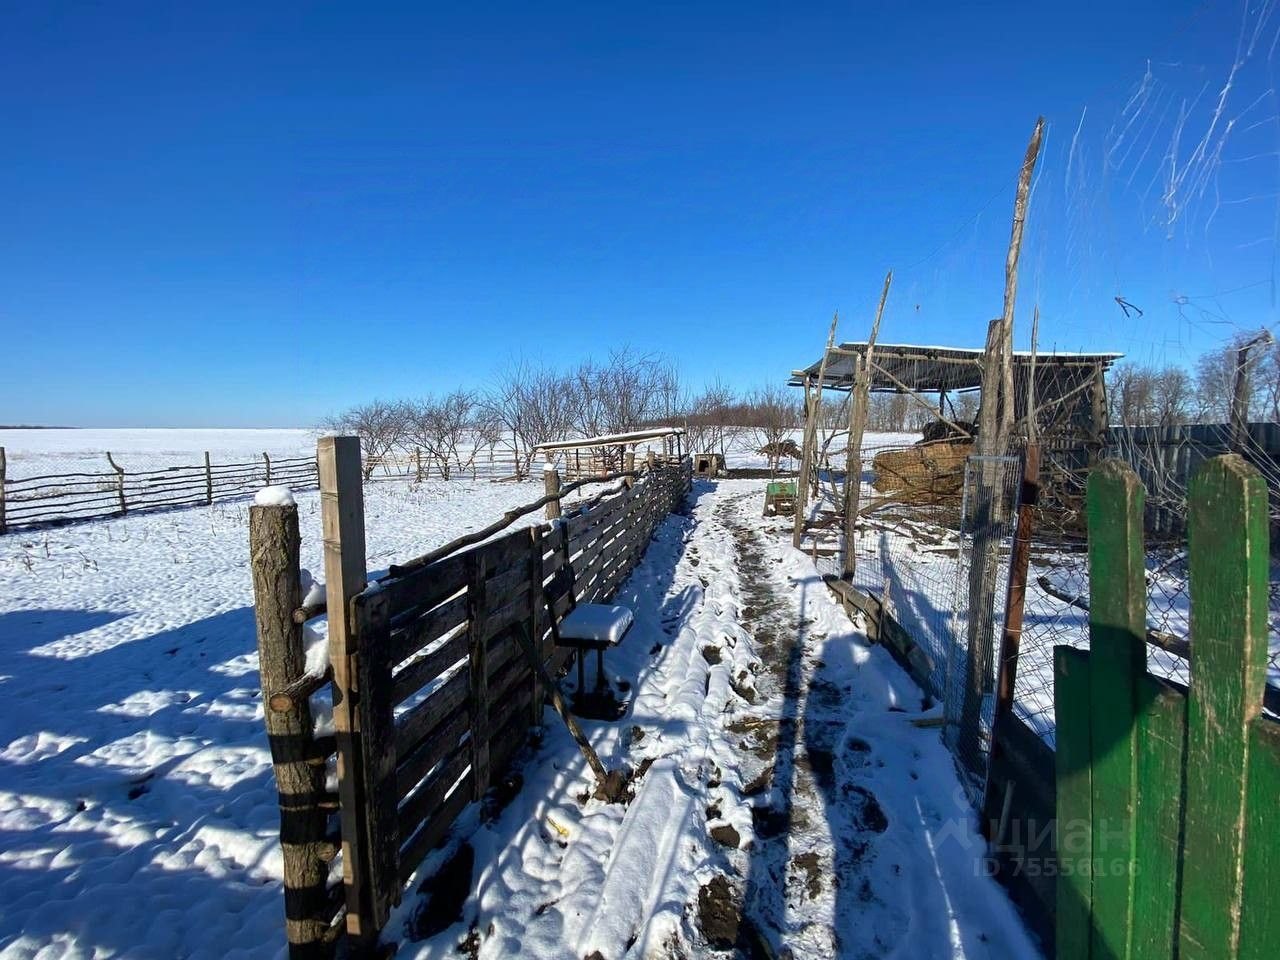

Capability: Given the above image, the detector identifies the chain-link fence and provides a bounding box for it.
[806,438,1023,796]
[1011,433,1280,748]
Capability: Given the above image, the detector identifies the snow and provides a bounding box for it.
[0,439,1040,957]
[0,475,546,960]
[253,486,296,508]
[386,480,1039,958]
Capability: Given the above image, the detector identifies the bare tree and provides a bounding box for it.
[323,400,408,480]
[488,360,576,475]
[403,391,476,479]
[746,385,800,476]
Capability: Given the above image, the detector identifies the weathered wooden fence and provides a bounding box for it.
[1054,455,1278,959]
[1,447,318,530]
[250,436,691,957]
[1107,421,1280,535]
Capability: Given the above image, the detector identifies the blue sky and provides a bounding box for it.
[2,1,1274,427]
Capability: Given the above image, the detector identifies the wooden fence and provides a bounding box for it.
[0,447,318,531]
[1054,455,1278,959]
[249,436,691,957]
[1106,421,1280,535]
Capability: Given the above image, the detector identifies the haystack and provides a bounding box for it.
[871,439,972,504]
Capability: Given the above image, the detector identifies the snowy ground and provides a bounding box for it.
[0,477,546,960]
[388,480,1036,959]
[0,474,1038,959]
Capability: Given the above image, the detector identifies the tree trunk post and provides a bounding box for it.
[249,502,333,956]
[106,452,127,515]
[623,450,636,489]
[204,452,214,504]
[264,451,273,487]
[0,446,7,535]
[841,271,891,578]
[317,436,375,945]
[543,465,562,520]
[980,443,1040,834]
[646,449,656,470]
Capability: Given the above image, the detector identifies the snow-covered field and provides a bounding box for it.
[0,428,317,475]
[0,465,1037,958]
[0,477,545,960]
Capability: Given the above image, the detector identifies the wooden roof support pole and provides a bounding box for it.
[792,375,815,549]
[793,311,840,548]
[841,271,891,579]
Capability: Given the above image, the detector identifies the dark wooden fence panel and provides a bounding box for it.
[259,440,691,955]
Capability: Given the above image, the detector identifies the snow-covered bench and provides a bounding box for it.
[544,561,634,717]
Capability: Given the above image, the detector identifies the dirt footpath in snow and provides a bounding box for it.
[396,480,1038,960]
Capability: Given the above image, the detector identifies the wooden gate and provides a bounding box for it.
[1055,455,1278,959]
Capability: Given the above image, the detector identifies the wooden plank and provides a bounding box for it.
[394,668,469,760]
[1179,455,1271,960]
[466,552,491,801]
[391,628,468,705]
[382,553,468,622]
[395,704,469,804]
[1131,673,1188,960]
[1085,459,1146,960]
[1238,717,1280,959]
[397,742,470,841]
[389,592,468,667]
[398,770,473,885]
[352,588,400,921]
[317,435,377,942]
[1055,645,1093,960]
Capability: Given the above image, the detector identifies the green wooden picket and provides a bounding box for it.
[1179,456,1270,960]
[1055,454,1277,960]
[1054,646,1093,958]
[1084,461,1146,960]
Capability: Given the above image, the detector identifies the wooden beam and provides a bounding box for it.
[793,311,839,548]
[842,271,891,578]
[317,435,375,943]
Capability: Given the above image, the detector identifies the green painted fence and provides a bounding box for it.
[1055,455,1279,959]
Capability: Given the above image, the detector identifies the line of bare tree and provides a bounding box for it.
[323,349,805,480]
[1108,332,1279,427]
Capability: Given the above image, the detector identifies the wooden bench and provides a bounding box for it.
[544,560,634,719]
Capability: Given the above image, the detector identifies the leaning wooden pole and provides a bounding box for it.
[997,116,1044,444]
[955,117,1045,782]
[792,311,840,548]
[841,270,891,579]
[250,501,334,957]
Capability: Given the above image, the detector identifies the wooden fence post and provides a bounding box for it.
[981,444,1039,837]
[317,436,376,946]
[1179,454,1270,960]
[1084,459,1146,960]
[106,452,127,515]
[204,452,214,504]
[544,466,562,521]
[249,502,333,957]
[0,446,6,534]
[623,451,636,489]
[265,451,273,486]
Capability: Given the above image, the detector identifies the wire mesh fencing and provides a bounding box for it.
[805,437,1023,796]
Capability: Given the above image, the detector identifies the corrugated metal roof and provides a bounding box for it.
[788,341,1121,392]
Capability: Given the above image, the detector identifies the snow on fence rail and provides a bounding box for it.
[0,446,319,530]
[249,436,692,957]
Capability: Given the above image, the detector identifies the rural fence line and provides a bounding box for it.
[249,436,692,957]
[0,446,319,531]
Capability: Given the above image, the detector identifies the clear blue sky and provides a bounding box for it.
[3,1,1273,427]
